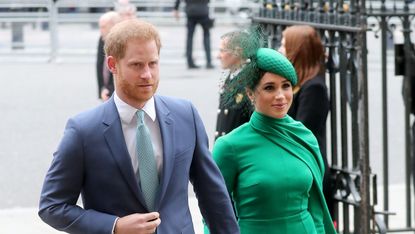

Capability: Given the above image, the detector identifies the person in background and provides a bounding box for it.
[279,25,335,222]
[214,28,265,140]
[96,2,136,102]
[173,0,214,69]
[96,11,121,101]
[203,29,261,234]
[212,48,336,233]
[115,0,137,20]
[39,19,239,234]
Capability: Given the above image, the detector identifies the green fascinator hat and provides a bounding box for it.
[256,48,298,86]
[220,26,297,110]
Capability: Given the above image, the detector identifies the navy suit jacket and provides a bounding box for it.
[39,95,239,234]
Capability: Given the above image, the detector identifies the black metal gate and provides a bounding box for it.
[252,0,415,233]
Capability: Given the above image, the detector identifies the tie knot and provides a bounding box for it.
[136,109,145,125]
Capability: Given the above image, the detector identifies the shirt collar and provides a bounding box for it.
[114,92,157,124]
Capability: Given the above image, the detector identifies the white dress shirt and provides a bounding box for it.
[113,92,163,177]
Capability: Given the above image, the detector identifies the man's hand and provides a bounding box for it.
[115,212,161,234]
[173,10,180,21]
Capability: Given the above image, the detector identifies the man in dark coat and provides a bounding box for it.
[96,11,121,100]
[173,0,213,69]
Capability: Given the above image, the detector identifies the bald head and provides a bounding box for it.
[99,11,122,39]
[115,2,137,20]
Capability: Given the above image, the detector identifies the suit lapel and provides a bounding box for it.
[154,96,175,209]
[102,98,147,206]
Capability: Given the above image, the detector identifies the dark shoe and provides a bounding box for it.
[188,64,200,69]
[206,64,215,69]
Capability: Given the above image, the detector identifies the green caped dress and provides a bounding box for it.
[211,111,336,234]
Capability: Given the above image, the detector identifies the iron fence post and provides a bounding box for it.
[357,0,371,233]
[402,2,413,227]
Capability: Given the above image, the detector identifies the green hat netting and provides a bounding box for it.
[221,26,297,109]
[220,25,267,109]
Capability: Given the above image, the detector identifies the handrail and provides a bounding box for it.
[0,0,260,61]
[0,0,261,24]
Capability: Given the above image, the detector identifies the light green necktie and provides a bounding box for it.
[136,109,159,211]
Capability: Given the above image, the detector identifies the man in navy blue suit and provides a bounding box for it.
[39,19,239,234]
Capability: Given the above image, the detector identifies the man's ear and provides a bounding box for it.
[107,56,117,74]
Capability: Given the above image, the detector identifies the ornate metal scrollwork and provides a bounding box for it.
[332,167,361,205]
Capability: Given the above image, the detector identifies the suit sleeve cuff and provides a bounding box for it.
[112,217,119,234]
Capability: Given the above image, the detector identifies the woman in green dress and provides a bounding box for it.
[213,48,336,234]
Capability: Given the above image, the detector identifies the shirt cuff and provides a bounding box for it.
[112,217,119,234]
